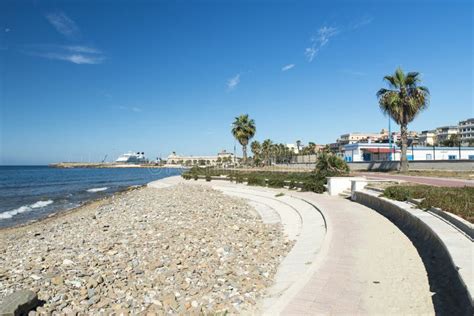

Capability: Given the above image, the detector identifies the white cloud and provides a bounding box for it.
[45,11,80,39]
[281,64,295,71]
[118,106,143,113]
[226,74,240,91]
[23,45,104,64]
[66,54,103,64]
[305,26,339,62]
[351,16,374,29]
[65,45,101,54]
[36,52,104,64]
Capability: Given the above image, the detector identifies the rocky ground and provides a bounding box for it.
[0,184,292,315]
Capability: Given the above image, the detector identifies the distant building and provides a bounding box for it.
[166,150,236,166]
[337,132,383,146]
[286,143,299,154]
[459,118,474,145]
[334,129,417,152]
[435,126,459,144]
[419,130,437,146]
[343,143,474,162]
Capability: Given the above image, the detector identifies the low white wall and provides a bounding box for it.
[327,177,365,196]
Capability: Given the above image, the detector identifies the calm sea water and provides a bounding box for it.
[0,166,182,228]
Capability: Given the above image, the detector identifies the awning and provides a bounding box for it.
[364,148,398,153]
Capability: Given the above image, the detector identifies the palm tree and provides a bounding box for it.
[377,67,429,172]
[231,114,256,163]
[250,140,262,165]
[296,140,302,153]
[262,139,273,166]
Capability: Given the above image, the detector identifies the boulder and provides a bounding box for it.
[0,290,40,316]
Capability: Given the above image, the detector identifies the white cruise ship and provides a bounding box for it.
[115,152,147,164]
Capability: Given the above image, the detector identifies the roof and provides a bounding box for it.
[363,148,399,153]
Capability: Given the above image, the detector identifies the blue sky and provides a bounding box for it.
[1,0,472,165]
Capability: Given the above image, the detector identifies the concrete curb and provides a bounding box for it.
[405,197,474,240]
[352,190,473,314]
[427,207,474,240]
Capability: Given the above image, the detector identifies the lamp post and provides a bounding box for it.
[388,117,392,161]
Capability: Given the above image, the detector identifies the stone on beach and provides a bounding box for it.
[0,184,292,314]
[0,290,40,316]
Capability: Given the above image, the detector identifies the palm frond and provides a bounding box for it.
[395,67,405,84]
[383,76,398,88]
[417,85,430,94]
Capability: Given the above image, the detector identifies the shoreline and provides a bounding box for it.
[0,185,144,233]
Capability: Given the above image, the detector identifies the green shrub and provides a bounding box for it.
[288,180,297,190]
[205,175,211,182]
[235,175,244,183]
[181,173,192,180]
[383,185,473,223]
[267,178,285,188]
[193,174,198,181]
[315,152,349,179]
[247,175,267,186]
[382,186,416,201]
[301,179,325,193]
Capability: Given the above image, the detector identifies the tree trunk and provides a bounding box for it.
[242,144,247,164]
[400,123,409,172]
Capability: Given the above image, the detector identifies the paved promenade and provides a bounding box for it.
[149,176,436,314]
[358,172,474,187]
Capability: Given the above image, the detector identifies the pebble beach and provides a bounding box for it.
[0,184,293,315]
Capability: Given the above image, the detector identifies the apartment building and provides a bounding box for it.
[459,118,474,144]
[419,130,437,146]
[435,126,459,143]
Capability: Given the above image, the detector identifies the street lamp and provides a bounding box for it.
[388,117,392,161]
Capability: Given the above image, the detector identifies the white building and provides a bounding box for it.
[435,126,459,144]
[343,143,474,162]
[166,150,236,166]
[419,130,437,146]
[459,118,474,145]
[286,144,300,154]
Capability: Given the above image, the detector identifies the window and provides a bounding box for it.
[426,154,432,160]
[469,155,474,160]
[448,155,456,160]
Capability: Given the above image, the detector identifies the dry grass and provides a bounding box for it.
[383,185,474,223]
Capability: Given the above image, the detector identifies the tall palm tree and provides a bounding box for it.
[296,140,302,153]
[261,139,273,166]
[377,68,429,172]
[231,114,256,163]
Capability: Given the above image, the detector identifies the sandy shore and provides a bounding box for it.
[0,184,292,314]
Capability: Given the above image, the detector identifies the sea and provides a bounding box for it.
[0,166,182,228]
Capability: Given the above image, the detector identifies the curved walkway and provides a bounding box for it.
[149,176,435,314]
